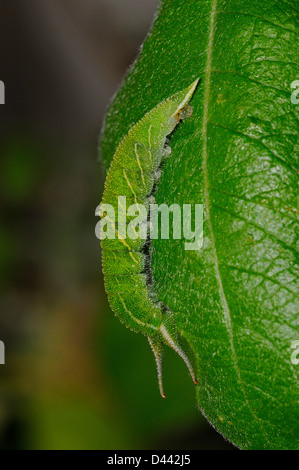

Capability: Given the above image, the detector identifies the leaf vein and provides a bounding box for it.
[202,0,269,443]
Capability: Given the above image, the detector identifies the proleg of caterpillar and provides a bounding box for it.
[159,325,198,385]
[148,335,166,398]
[163,145,172,158]
[154,169,162,181]
[148,195,156,205]
[177,104,193,121]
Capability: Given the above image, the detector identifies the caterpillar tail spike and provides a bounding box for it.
[148,336,166,399]
[159,325,198,386]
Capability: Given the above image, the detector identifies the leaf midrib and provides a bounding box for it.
[201,0,268,441]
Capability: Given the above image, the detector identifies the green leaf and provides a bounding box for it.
[100,0,299,450]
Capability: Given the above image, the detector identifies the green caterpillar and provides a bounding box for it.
[99,79,199,397]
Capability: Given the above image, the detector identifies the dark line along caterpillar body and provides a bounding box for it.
[100,79,199,397]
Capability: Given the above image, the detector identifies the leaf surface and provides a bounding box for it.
[100,0,299,449]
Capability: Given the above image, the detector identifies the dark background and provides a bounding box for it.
[0,0,234,450]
